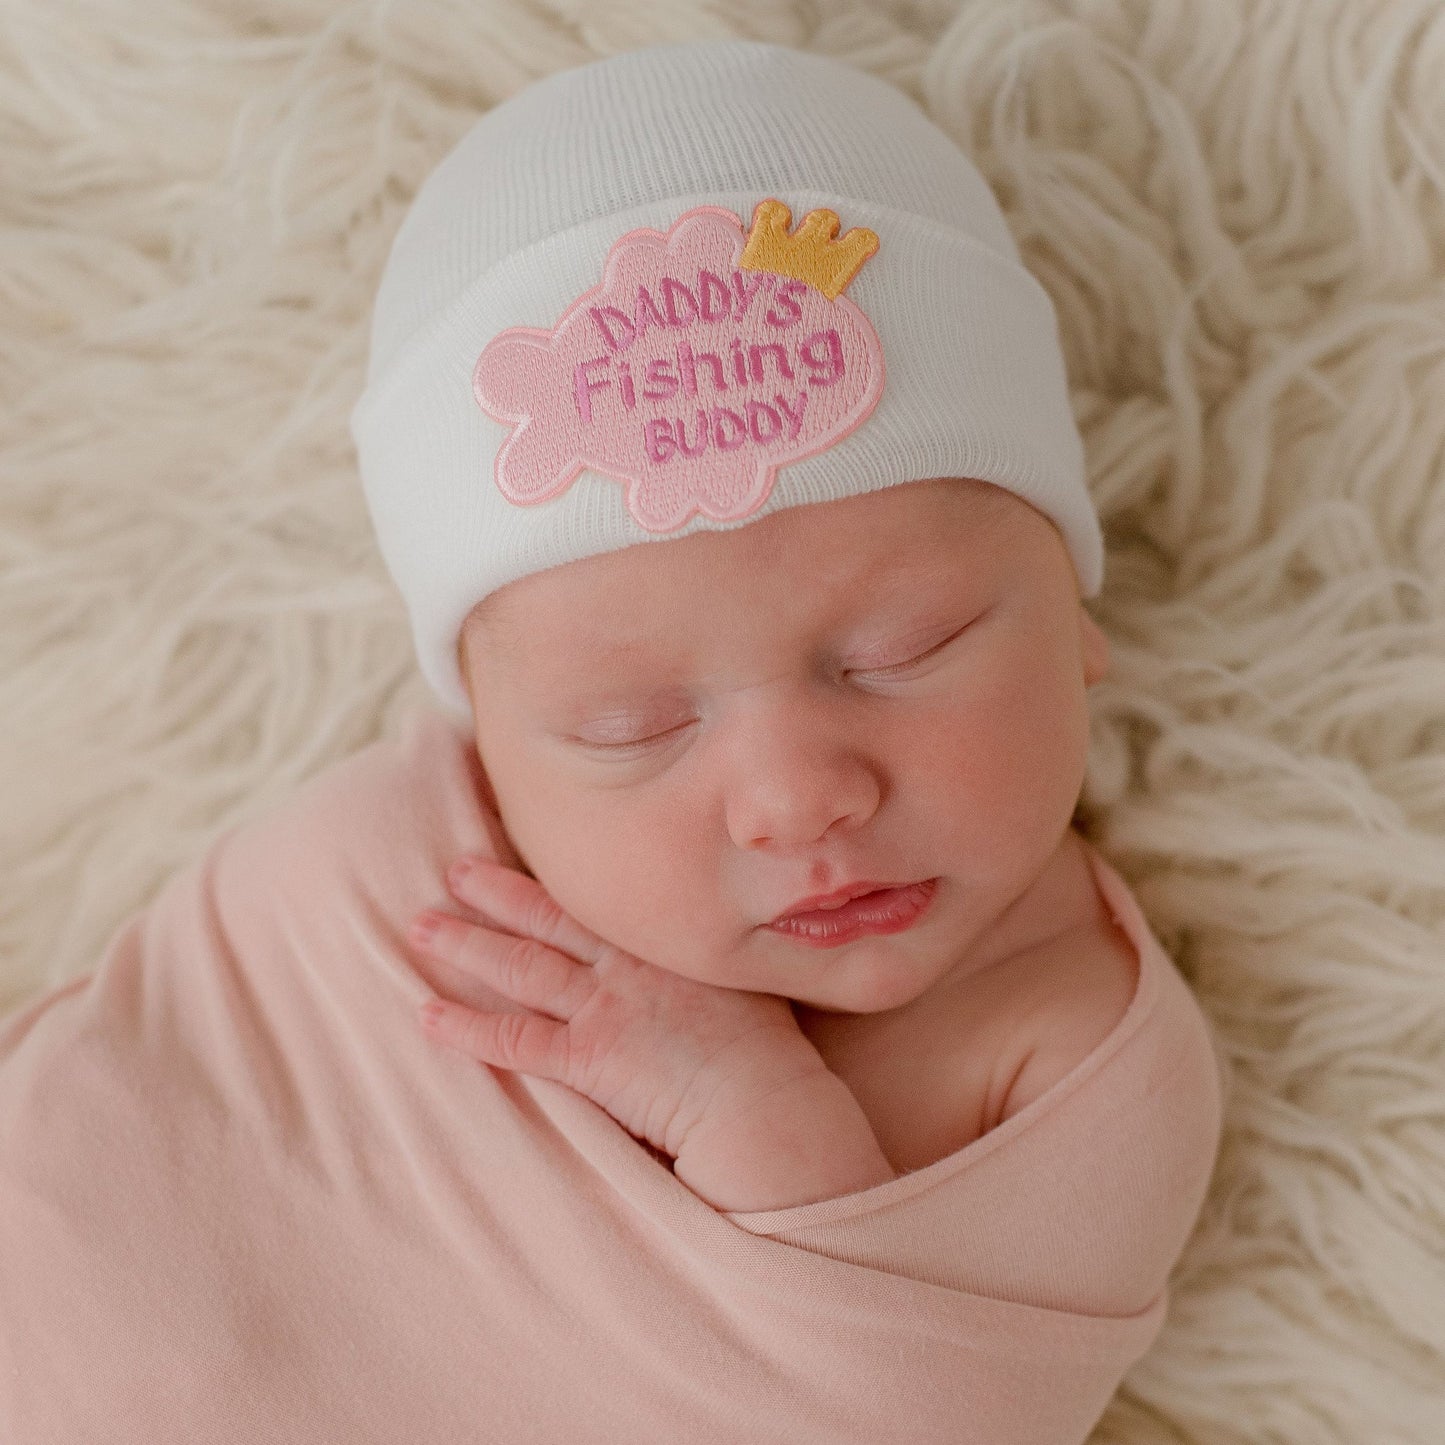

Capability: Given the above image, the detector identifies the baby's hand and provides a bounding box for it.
[410,857,833,1164]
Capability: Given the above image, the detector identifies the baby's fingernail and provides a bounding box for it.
[410,913,442,946]
[420,1000,446,1027]
[448,858,474,885]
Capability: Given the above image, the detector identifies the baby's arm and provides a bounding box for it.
[672,1061,896,1212]
[412,856,896,1213]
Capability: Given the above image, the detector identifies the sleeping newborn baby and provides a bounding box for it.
[0,40,1225,1445]
[430,472,1130,1203]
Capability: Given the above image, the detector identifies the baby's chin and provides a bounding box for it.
[759,944,950,1019]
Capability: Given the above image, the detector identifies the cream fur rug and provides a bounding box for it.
[4,1,1445,1438]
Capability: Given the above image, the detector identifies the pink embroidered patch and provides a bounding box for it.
[471,199,885,533]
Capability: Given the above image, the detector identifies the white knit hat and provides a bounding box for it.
[349,39,1102,725]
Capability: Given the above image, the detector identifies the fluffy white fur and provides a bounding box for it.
[3,0,1444,1437]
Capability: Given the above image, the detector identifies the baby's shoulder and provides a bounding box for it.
[991,871,1142,1124]
[839,890,1141,1176]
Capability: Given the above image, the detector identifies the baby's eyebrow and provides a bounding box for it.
[465,597,527,670]
[471,507,1002,677]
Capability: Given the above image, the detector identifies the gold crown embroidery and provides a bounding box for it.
[739,199,879,302]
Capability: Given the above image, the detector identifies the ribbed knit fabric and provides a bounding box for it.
[349,41,1103,723]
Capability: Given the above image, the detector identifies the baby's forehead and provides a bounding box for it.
[465,478,1043,675]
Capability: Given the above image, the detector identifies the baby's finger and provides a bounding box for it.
[446,858,613,968]
[421,998,573,1085]
[414,911,595,1022]
[404,920,517,1017]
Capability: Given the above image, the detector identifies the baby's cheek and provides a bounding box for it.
[525,840,681,964]
[621,900,718,979]
[617,884,738,985]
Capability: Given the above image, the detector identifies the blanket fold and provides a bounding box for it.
[0,705,1223,1444]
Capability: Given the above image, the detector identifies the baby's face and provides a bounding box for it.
[458,476,1110,1017]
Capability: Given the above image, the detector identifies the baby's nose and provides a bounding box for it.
[723,728,881,850]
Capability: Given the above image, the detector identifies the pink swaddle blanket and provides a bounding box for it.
[0,705,1224,1443]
